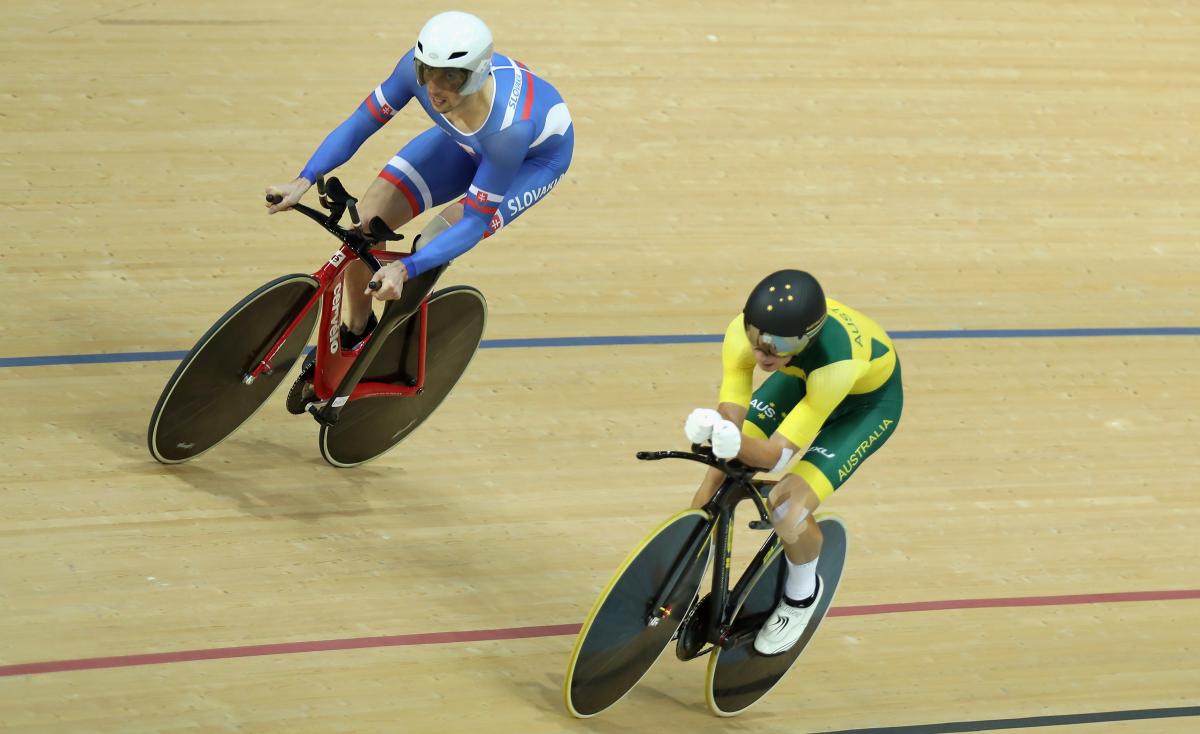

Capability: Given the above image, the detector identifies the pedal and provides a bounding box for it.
[306,401,339,427]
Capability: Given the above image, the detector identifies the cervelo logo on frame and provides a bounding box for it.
[328,250,346,267]
[328,282,343,354]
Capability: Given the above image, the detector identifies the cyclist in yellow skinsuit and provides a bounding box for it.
[684,269,903,655]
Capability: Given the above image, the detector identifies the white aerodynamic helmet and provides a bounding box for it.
[413,11,494,95]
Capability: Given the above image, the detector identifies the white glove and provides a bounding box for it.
[711,420,742,459]
[684,408,722,444]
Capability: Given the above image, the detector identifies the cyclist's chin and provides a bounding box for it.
[427,91,460,112]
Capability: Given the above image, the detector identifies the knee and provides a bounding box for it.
[437,202,464,226]
[357,178,416,232]
[771,499,812,545]
[768,478,821,545]
[413,210,454,251]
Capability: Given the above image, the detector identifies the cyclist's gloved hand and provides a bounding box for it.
[685,408,722,444]
[711,420,742,460]
[265,177,313,214]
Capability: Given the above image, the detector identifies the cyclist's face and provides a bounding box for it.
[745,325,798,372]
[423,67,469,111]
[752,347,791,373]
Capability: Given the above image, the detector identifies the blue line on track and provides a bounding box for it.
[1,327,1197,369]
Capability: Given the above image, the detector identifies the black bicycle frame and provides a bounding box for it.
[637,449,780,653]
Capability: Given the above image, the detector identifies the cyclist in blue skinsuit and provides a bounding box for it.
[267,11,574,348]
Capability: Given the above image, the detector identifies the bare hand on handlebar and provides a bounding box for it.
[265,177,313,214]
[367,260,409,300]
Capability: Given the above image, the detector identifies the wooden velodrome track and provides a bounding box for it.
[2,1,1198,731]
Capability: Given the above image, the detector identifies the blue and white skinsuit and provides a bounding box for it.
[299,49,574,277]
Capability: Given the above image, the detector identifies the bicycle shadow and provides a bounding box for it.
[108,425,384,522]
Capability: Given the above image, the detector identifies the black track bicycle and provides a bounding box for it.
[564,446,848,717]
[147,177,487,467]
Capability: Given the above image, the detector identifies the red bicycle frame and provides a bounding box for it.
[244,245,428,401]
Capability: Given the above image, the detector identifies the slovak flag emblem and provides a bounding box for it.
[475,189,489,204]
[380,103,395,117]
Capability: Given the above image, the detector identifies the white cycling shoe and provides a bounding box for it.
[753,575,824,656]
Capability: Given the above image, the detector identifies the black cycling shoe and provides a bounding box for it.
[339,311,378,351]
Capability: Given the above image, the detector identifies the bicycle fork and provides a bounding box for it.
[645,518,715,629]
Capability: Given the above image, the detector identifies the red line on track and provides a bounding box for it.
[3,590,1197,678]
[826,588,1200,617]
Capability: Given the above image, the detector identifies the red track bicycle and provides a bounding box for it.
[147,177,487,467]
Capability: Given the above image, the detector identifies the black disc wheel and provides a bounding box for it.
[147,274,320,464]
[564,509,714,718]
[705,515,848,717]
[318,285,487,467]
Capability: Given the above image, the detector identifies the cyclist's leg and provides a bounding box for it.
[751,474,824,655]
[755,363,904,653]
[486,143,571,237]
[780,365,903,569]
[411,141,573,273]
[737,370,825,579]
[342,127,476,334]
[391,147,568,293]
[768,477,824,563]
[341,180,412,334]
[786,361,904,512]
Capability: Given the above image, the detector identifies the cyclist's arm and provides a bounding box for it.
[728,363,863,471]
[404,123,534,277]
[718,403,747,424]
[693,316,756,507]
[774,360,868,450]
[717,315,755,409]
[737,432,801,471]
[298,51,418,183]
